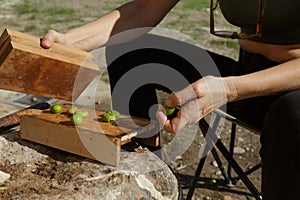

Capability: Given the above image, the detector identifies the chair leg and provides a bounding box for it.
[186,115,222,199]
[186,116,223,199]
[202,115,233,185]
[227,122,262,185]
[226,122,237,186]
[186,152,208,200]
[210,148,232,183]
[233,162,262,182]
[200,119,262,200]
[187,118,262,200]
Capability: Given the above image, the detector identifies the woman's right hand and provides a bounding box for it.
[41,30,69,49]
[156,76,232,134]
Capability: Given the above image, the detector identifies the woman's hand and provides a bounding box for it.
[156,76,234,134]
[40,0,180,51]
[41,30,69,49]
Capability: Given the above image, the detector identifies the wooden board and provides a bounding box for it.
[0,28,100,101]
[20,104,158,166]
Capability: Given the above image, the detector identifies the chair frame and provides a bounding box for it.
[186,109,263,200]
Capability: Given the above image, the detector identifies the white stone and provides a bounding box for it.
[211,160,218,167]
[0,170,10,184]
[234,147,246,154]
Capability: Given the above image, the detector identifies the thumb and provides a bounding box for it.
[41,30,63,49]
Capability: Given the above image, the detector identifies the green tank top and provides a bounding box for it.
[219,0,300,45]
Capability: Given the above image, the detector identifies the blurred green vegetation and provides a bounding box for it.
[0,0,239,58]
[183,0,210,10]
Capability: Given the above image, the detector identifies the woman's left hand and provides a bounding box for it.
[156,76,232,134]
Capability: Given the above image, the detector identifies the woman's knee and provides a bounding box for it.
[261,89,300,158]
[260,89,300,200]
[262,89,300,136]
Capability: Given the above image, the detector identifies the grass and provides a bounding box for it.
[46,7,75,15]
[210,39,240,49]
[0,0,239,58]
[13,0,75,16]
[12,0,39,15]
[183,0,210,10]
[24,24,37,32]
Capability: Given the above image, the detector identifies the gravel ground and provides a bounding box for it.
[0,0,261,199]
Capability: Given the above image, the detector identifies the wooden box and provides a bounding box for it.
[20,104,158,166]
[0,28,99,101]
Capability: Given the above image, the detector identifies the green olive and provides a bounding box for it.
[101,113,115,122]
[106,109,120,118]
[101,109,120,122]
[75,110,89,118]
[164,105,176,117]
[209,178,217,185]
[50,104,62,114]
[67,107,78,115]
[81,111,89,118]
[71,114,83,125]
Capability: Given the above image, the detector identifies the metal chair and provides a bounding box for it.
[186,109,263,200]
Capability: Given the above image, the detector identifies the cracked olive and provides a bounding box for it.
[71,114,83,125]
[50,104,62,114]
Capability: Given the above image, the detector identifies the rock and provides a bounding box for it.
[0,170,10,184]
[234,147,246,154]
[0,131,178,200]
[211,160,218,167]
[223,195,233,200]
[216,170,222,176]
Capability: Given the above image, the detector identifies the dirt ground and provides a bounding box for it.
[168,121,262,200]
[0,94,261,200]
[0,0,262,199]
[0,89,262,200]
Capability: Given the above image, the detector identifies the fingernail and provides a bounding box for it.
[45,40,51,46]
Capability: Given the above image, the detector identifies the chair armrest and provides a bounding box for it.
[213,109,261,135]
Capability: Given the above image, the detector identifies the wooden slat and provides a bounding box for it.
[20,115,121,166]
[0,28,100,101]
[19,104,159,165]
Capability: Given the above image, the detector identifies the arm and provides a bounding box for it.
[225,58,300,101]
[157,59,300,133]
[42,0,179,51]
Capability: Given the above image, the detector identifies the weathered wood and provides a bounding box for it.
[20,115,121,166]
[19,104,158,166]
[0,28,100,101]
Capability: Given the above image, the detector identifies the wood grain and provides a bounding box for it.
[19,104,158,166]
[21,115,121,166]
[0,28,100,101]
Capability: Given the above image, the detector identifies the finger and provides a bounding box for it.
[156,104,168,127]
[41,30,56,48]
[180,99,204,124]
[161,110,186,134]
[41,30,62,49]
[166,84,197,107]
[166,99,205,133]
[162,118,181,134]
[156,104,181,134]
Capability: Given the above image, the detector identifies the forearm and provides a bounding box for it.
[63,0,179,51]
[224,58,300,102]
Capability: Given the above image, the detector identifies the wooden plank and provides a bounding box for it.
[20,104,138,137]
[136,134,160,147]
[19,104,158,165]
[0,28,100,101]
[20,115,121,166]
[117,117,160,147]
